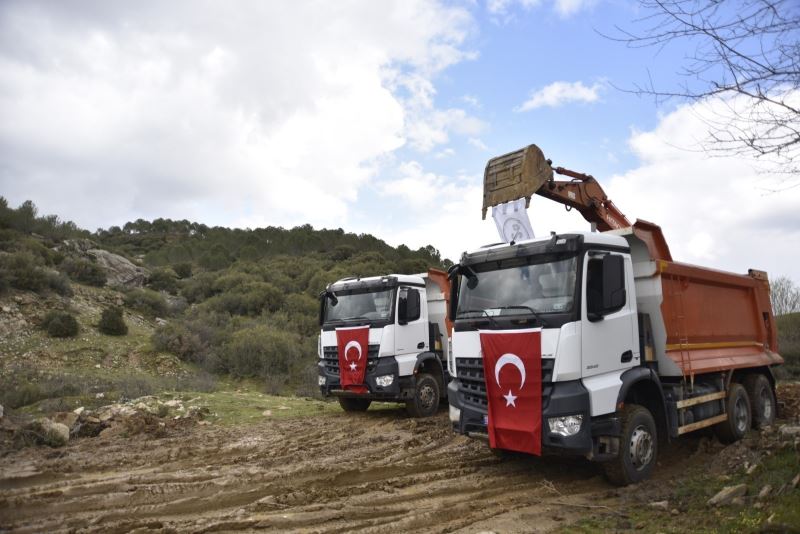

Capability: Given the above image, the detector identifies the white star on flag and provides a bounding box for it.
[349,361,357,371]
[503,390,517,407]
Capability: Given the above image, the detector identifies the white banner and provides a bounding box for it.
[492,198,534,243]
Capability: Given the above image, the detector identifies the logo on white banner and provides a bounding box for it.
[492,198,534,243]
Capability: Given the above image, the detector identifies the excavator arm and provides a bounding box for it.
[482,144,672,260]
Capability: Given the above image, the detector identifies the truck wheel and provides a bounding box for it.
[604,404,657,486]
[338,397,371,412]
[406,373,440,418]
[714,383,751,444]
[743,374,776,429]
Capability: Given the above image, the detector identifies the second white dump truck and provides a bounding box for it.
[318,269,452,417]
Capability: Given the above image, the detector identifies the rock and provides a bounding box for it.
[262,410,272,417]
[707,484,747,506]
[779,425,800,438]
[74,406,85,415]
[758,485,772,500]
[96,392,105,399]
[52,411,79,429]
[746,463,759,475]
[670,509,679,516]
[1,306,10,313]
[155,317,168,326]
[88,248,148,287]
[163,400,183,408]
[792,473,800,489]
[30,418,70,447]
[730,497,745,506]
[648,501,669,511]
[0,403,4,420]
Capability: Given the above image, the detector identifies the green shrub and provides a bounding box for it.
[41,310,79,338]
[124,288,168,317]
[60,257,107,286]
[172,262,192,279]
[99,306,128,335]
[219,325,301,378]
[147,267,179,294]
[201,282,284,316]
[45,271,72,296]
[0,251,48,292]
[180,272,218,303]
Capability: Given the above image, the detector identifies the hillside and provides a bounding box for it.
[0,198,448,418]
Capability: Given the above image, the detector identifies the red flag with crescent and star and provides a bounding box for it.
[479,328,542,455]
[336,325,370,394]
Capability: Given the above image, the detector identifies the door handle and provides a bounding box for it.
[621,350,633,363]
[417,342,425,349]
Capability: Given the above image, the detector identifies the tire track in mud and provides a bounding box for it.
[0,408,672,533]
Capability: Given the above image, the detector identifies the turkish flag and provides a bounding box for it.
[336,326,370,394]
[479,328,542,455]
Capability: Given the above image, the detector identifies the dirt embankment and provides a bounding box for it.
[0,402,745,534]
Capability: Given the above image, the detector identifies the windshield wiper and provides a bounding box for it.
[456,309,498,327]
[495,305,549,327]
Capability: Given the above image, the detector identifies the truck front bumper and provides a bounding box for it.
[318,357,415,401]
[450,376,620,457]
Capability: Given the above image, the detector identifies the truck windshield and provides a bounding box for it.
[324,288,394,323]
[456,256,577,319]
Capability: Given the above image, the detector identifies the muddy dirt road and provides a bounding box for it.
[0,407,713,533]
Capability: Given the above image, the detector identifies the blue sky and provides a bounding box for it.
[1,0,798,280]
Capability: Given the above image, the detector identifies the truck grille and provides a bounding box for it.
[456,357,555,410]
[322,345,380,375]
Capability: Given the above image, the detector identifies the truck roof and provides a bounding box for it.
[328,273,425,291]
[464,231,628,257]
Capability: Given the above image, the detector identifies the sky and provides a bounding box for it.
[1,0,799,281]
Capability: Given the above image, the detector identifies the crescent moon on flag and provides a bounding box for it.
[494,353,526,389]
[343,340,363,361]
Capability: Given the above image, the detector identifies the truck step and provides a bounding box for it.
[675,390,727,409]
[677,413,728,435]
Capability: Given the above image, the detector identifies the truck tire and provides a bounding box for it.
[604,404,658,486]
[338,397,371,412]
[406,373,440,418]
[743,374,775,429]
[714,383,751,444]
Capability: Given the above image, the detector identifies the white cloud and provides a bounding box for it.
[468,137,489,150]
[462,94,481,108]
[553,0,593,16]
[516,80,603,111]
[607,96,800,281]
[0,0,480,230]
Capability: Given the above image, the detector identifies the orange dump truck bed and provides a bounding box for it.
[620,221,783,379]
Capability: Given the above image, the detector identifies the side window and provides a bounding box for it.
[406,289,421,322]
[586,253,626,319]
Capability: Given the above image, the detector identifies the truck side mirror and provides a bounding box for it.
[318,292,326,326]
[448,274,460,322]
[602,254,626,314]
[398,288,421,324]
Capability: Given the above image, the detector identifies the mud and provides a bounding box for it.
[0,406,726,533]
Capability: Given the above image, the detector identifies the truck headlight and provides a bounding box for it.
[548,415,583,437]
[318,375,326,386]
[375,374,394,387]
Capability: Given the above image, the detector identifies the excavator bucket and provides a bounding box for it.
[482,144,552,219]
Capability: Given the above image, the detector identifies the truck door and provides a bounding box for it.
[395,286,428,356]
[581,252,637,378]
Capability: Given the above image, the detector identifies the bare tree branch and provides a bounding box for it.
[606,0,800,182]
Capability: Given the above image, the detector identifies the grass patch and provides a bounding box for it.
[565,445,800,533]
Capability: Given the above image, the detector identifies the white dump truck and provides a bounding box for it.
[318,269,452,417]
[447,145,783,484]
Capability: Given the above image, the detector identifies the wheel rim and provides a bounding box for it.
[734,396,749,433]
[629,424,654,471]
[759,387,773,421]
[419,384,436,410]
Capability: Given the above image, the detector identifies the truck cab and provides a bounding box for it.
[318,271,451,417]
[448,232,637,455]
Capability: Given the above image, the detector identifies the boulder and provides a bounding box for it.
[0,403,4,420]
[648,501,669,511]
[52,411,79,429]
[87,248,148,288]
[707,484,747,506]
[28,418,70,447]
